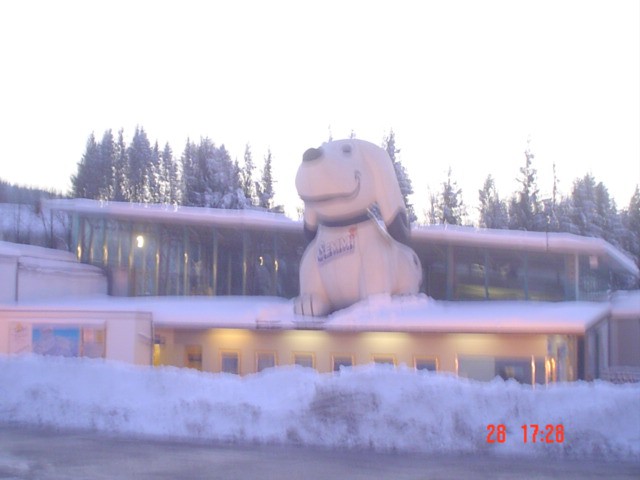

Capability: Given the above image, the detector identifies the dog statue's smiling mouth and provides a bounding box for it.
[299,171,361,204]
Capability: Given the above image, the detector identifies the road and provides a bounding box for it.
[0,424,638,480]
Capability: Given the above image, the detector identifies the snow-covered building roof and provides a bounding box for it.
[609,290,640,320]
[44,198,298,232]
[0,240,78,263]
[412,224,639,277]
[6,294,612,335]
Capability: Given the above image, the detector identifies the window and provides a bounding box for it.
[220,351,240,375]
[484,250,526,300]
[526,252,566,301]
[185,345,203,370]
[372,355,396,366]
[414,356,438,372]
[293,352,315,369]
[256,351,277,372]
[457,355,538,384]
[332,354,354,372]
[495,358,532,384]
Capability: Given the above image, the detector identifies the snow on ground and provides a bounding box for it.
[1,355,638,460]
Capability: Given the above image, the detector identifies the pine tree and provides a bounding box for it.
[508,145,544,230]
[430,167,466,225]
[478,175,508,229]
[71,133,101,199]
[127,126,153,202]
[181,139,199,207]
[570,174,604,238]
[161,143,181,204]
[181,139,247,209]
[112,129,128,202]
[257,149,275,210]
[382,130,416,222]
[148,142,163,203]
[541,162,561,232]
[554,195,578,234]
[210,143,245,209]
[97,130,116,200]
[241,143,257,206]
[426,192,438,225]
[620,186,640,269]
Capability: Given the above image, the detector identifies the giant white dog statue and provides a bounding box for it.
[294,139,422,316]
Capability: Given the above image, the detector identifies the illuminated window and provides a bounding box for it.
[220,351,240,375]
[293,352,315,369]
[81,328,105,358]
[414,356,438,372]
[495,358,531,383]
[458,355,537,383]
[332,354,354,372]
[372,355,396,366]
[185,345,203,371]
[256,351,277,372]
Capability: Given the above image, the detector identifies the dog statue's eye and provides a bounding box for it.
[342,144,352,155]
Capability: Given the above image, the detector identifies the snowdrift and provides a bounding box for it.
[0,355,638,459]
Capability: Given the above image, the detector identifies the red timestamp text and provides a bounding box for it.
[486,424,565,444]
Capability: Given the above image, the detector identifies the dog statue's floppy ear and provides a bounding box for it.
[302,205,318,243]
[359,140,411,246]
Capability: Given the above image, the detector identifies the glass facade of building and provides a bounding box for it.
[72,211,304,298]
[415,239,619,302]
[64,203,628,302]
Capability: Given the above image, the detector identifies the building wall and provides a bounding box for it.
[611,318,640,367]
[0,254,18,302]
[153,328,567,383]
[0,309,153,366]
[17,266,107,301]
[0,242,107,302]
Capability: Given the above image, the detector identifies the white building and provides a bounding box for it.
[0,200,638,383]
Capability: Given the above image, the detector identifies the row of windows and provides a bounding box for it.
[179,346,438,375]
[178,346,556,384]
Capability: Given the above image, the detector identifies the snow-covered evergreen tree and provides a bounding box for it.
[71,133,101,199]
[426,192,438,225]
[127,127,153,203]
[382,130,416,223]
[161,143,181,205]
[180,138,247,209]
[241,144,257,206]
[257,149,275,211]
[97,130,116,200]
[148,142,163,203]
[620,186,640,270]
[430,167,466,225]
[478,175,508,229]
[112,129,129,202]
[508,145,545,231]
[570,174,605,239]
[181,139,199,207]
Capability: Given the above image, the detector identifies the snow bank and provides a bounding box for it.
[0,355,638,459]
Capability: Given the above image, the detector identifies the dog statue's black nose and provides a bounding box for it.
[302,147,323,162]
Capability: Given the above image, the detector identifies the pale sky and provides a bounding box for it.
[1,0,638,221]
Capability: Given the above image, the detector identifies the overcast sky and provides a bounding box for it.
[1,0,638,220]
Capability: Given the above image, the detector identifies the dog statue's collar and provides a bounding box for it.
[319,210,372,228]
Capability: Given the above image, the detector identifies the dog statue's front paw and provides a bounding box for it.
[294,294,332,317]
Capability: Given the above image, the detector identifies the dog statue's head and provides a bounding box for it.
[296,139,410,243]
